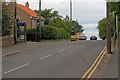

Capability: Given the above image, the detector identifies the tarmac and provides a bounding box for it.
[1,38,119,79]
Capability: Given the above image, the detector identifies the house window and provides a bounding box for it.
[31,17,35,28]
[32,19,35,26]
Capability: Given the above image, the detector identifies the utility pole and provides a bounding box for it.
[14,0,17,43]
[106,2,112,54]
[113,12,116,47]
[116,15,118,37]
[70,0,72,20]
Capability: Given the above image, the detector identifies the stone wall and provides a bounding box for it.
[0,35,14,47]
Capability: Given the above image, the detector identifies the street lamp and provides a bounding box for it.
[37,0,41,42]
[70,0,72,20]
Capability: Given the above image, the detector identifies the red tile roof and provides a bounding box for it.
[17,4,37,17]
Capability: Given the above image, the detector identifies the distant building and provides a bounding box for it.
[17,2,44,28]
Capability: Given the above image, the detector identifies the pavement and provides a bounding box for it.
[92,37,119,79]
[2,40,69,57]
[2,42,42,57]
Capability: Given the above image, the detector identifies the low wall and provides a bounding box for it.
[0,35,14,47]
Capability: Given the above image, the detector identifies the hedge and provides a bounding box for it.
[55,27,70,39]
[41,25,57,39]
[26,25,70,40]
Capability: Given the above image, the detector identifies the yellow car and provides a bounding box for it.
[71,35,79,41]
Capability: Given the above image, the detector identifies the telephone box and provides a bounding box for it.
[17,22,26,42]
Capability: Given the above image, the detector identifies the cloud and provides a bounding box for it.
[72,2,106,24]
[83,23,97,29]
[17,0,105,3]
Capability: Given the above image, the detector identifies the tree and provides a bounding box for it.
[97,16,114,40]
[35,9,84,40]
[71,20,83,33]
[35,9,84,33]
[97,2,120,40]
[2,2,12,36]
[35,9,62,25]
[6,2,15,34]
[109,2,120,31]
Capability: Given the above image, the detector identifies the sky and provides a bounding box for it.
[16,0,107,40]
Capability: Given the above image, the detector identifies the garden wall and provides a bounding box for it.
[0,35,14,47]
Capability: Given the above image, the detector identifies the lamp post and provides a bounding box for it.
[70,0,73,33]
[37,0,41,42]
[39,0,41,41]
[70,0,72,20]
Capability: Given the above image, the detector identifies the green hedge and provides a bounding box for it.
[41,25,57,39]
[26,25,70,40]
[55,27,70,39]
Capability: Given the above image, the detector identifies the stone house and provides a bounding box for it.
[17,2,44,28]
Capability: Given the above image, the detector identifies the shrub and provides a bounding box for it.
[26,25,70,41]
[55,27,70,39]
[41,25,70,40]
[41,25,57,39]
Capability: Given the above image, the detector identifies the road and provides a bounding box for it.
[3,40,106,78]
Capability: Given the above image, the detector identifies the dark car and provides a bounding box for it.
[90,36,97,40]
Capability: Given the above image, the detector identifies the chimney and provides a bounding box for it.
[25,2,29,8]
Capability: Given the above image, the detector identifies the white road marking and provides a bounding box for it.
[4,63,31,74]
[3,45,74,74]
[39,54,52,60]
[39,57,45,60]
[68,45,74,48]
[58,48,66,52]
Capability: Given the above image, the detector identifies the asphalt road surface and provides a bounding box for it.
[3,40,106,78]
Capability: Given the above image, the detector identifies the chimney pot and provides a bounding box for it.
[25,2,29,8]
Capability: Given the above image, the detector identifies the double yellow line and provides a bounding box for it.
[81,46,107,80]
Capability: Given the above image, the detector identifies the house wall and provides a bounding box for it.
[17,7,36,28]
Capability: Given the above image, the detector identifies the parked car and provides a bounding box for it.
[90,36,97,40]
[70,32,79,41]
[79,34,87,40]
[71,35,79,41]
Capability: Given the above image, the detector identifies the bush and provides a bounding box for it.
[41,25,57,39]
[26,25,70,41]
[55,27,70,39]
[41,25,70,40]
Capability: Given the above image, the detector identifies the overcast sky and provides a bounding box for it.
[16,0,107,40]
